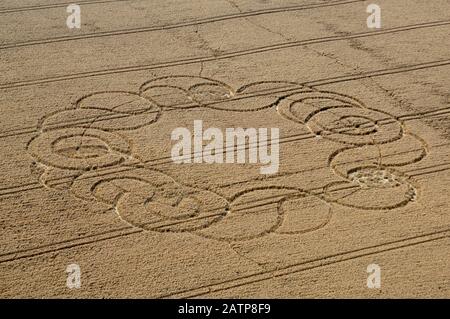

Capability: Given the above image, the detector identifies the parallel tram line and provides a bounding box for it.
[158,228,450,298]
[2,20,450,90]
[0,0,365,49]
[1,155,450,264]
[1,59,450,140]
[0,0,134,14]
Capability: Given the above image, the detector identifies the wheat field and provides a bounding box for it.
[0,0,449,298]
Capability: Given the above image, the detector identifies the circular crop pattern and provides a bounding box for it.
[28,128,130,170]
[278,91,403,145]
[349,167,404,189]
[27,78,426,241]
